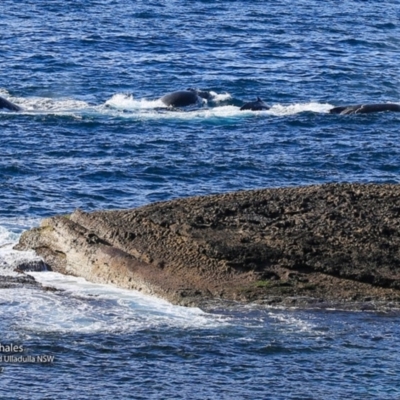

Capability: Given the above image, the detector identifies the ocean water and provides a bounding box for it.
[1,0,400,398]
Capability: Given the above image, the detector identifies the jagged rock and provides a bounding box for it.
[0,274,38,289]
[13,260,51,272]
[14,183,400,307]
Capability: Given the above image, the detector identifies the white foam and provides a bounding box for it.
[0,221,42,276]
[103,95,333,120]
[268,102,334,116]
[0,92,91,115]
[18,97,90,112]
[208,91,232,103]
[132,105,247,121]
[0,220,228,333]
[0,271,228,334]
[269,311,320,334]
[0,88,11,96]
[104,93,164,110]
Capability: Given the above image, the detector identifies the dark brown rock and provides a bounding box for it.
[14,183,400,308]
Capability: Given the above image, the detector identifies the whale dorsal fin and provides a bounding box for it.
[257,97,262,102]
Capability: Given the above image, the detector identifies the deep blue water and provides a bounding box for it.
[1,1,400,398]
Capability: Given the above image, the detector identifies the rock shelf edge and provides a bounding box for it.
[14,183,400,309]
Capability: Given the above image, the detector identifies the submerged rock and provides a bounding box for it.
[13,259,52,272]
[0,274,39,289]
[14,183,400,307]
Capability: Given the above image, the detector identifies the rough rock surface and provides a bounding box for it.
[0,273,57,292]
[0,274,39,290]
[14,183,400,308]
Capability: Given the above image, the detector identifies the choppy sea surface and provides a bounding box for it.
[1,1,400,398]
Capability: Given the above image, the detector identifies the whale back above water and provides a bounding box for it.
[0,95,22,112]
[329,103,400,115]
[240,97,270,111]
[160,90,199,107]
[160,89,209,108]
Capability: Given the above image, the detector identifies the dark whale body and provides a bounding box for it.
[161,90,200,107]
[160,88,212,107]
[240,97,270,111]
[0,95,22,112]
[329,103,400,115]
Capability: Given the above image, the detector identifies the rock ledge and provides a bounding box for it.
[15,183,400,308]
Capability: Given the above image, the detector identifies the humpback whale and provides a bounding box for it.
[240,97,270,111]
[329,103,400,115]
[160,88,212,107]
[0,95,22,112]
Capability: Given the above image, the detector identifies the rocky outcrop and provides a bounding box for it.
[0,273,56,292]
[14,183,400,307]
[0,274,39,290]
